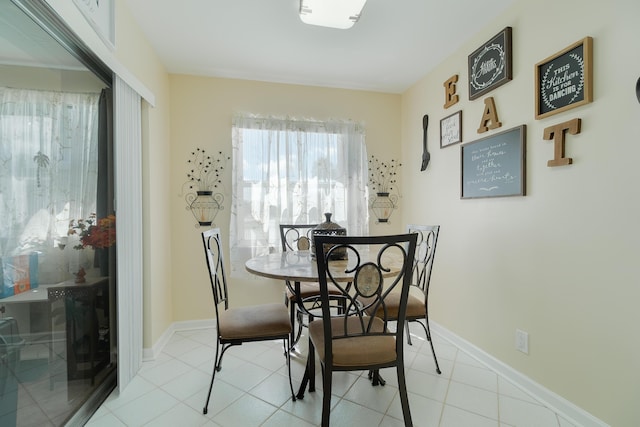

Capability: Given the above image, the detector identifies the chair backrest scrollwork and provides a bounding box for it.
[313,233,418,359]
[407,224,440,298]
[279,224,318,252]
[202,228,230,318]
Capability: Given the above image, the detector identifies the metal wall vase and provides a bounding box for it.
[186,190,224,227]
[371,192,397,223]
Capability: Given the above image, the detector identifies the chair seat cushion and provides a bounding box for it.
[285,282,345,301]
[308,316,396,368]
[363,291,425,320]
[218,303,291,340]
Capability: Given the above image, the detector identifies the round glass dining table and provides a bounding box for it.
[245,248,403,398]
[245,250,357,283]
[245,249,404,283]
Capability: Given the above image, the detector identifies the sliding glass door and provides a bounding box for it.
[0,0,116,425]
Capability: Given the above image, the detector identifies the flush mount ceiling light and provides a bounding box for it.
[299,0,367,29]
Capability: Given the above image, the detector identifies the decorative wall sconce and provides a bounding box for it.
[181,148,230,227]
[185,190,224,227]
[370,192,399,223]
[368,155,401,223]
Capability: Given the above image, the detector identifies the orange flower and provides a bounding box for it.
[68,214,116,250]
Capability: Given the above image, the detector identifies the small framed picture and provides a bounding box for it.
[535,37,593,119]
[468,27,513,100]
[440,110,462,148]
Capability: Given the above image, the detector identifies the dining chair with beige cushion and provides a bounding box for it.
[279,223,346,348]
[201,228,295,415]
[365,224,441,375]
[308,233,418,427]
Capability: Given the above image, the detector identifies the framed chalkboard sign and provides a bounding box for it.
[461,125,526,199]
[535,37,593,119]
[468,27,512,100]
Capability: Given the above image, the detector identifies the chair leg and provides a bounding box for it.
[296,335,316,399]
[396,363,413,427]
[288,302,306,351]
[203,339,221,415]
[284,337,296,401]
[216,343,234,372]
[424,317,441,374]
[416,318,441,374]
[289,302,296,349]
[321,364,332,427]
[405,320,413,345]
[307,327,315,392]
[368,369,386,386]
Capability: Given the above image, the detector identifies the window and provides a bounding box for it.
[230,115,369,274]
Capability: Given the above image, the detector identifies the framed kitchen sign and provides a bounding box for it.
[73,0,115,48]
[440,110,462,148]
[461,125,526,199]
[468,27,512,100]
[535,37,592,119]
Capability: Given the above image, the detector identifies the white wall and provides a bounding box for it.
[400,0,640,425]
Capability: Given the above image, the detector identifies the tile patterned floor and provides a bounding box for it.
[86,327,578,426]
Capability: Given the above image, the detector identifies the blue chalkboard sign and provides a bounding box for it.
[461,125,526,199]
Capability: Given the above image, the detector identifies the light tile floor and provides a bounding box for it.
[86,327,578,427]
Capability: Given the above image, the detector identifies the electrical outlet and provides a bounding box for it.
[515,329,529,354]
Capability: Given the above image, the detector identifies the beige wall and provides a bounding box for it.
[400,0,639,425]
[168,75,402,320]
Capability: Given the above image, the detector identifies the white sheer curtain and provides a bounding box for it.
[230,114,369,276]
[0,87,100,261]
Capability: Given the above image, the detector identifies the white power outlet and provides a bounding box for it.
[515,329,529,354]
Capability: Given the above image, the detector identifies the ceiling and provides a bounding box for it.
[125,0,518,94]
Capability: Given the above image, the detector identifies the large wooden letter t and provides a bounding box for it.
[543,118,582,167]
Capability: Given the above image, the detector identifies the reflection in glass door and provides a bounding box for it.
[0,0,116,425]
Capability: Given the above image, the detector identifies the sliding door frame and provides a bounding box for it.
[10,0,144,422]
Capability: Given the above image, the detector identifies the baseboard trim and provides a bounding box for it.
[431,322,609,427]
[142,319,215,361]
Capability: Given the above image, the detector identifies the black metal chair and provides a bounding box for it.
[308,233,417,427]
[279,224,345,348]
[405,224,441,372]
[365,224,441,375]
[201,228,295,415]
[280,223,317,253]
